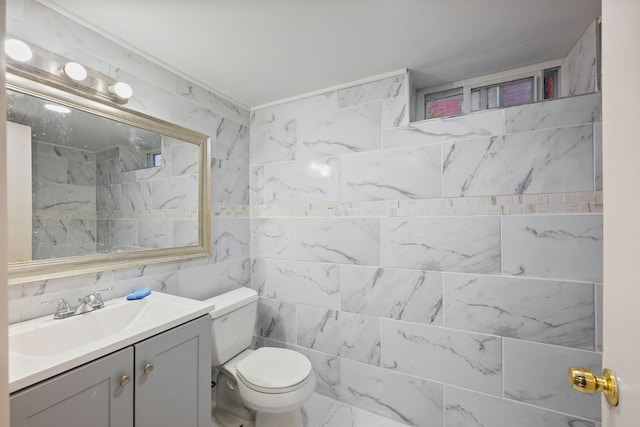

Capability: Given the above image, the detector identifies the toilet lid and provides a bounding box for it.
[235,347,312,393]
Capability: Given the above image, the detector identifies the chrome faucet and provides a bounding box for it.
[74,294,97,315]
[41,298,75,319]
[90,288,109,310]
[42,287,113,319]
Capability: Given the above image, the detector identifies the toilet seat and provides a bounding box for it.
[235,347,312,394]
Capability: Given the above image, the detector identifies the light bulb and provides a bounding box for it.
[109,82,133,99]
[5,39,32,62]
[63,62,87,81]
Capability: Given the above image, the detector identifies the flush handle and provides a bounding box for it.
[120,374,131,386]
[144,363,154,375]
[568,366,619,406]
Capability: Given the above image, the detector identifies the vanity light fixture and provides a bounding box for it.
[5,39,33,62]
[108,82,133,99]
[44,104,71,114]
[62,62,87,81]
[6,37,134,105]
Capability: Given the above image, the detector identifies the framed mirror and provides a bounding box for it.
[6,71,211,285]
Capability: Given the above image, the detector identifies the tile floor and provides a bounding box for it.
[211,392,407,427]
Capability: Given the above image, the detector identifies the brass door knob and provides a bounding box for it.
[568,366,619,406]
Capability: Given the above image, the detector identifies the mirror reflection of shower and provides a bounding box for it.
[6,89,199,261]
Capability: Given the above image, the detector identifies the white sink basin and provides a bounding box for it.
[11,301,142,358]
[9,292,214,393]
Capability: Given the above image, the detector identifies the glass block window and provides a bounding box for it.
[425,88,463,119]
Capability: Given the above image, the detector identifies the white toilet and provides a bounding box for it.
[205,287,315,427]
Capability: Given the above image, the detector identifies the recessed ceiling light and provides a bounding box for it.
[44,104,71,114]
[5,39,32,62]
[63,62,87,81]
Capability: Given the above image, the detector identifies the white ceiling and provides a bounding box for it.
[43,0,600,109]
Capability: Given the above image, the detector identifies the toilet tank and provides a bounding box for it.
[205,287,259,366]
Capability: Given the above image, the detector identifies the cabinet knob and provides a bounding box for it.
[120,375,131,386]
[144,363,154,374]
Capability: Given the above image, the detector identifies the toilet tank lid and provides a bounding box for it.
[205,287,258,318]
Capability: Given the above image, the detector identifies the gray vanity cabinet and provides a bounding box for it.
[10,315,211,427]
[10,347,134,427]
[134,315,211,427]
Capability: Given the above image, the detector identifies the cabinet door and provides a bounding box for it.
[10,347,133,427]
[134,315,212,427]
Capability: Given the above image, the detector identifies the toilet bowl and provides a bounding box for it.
[219,347,315,427]
[205,288,315,427]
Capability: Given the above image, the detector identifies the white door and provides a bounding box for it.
[601,0,640,425]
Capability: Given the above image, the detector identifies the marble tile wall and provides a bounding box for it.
[95,137,199,251]
[31,141,97,259]
[8,1,250,326]
[250,80,602,426]
[563,20,599,97]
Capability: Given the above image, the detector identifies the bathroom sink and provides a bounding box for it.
[9,292,214,393]
[10,300,142,358]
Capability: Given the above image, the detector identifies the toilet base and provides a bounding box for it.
[214,350,313,427]
[214,370,255,427]
[214,406,255,427]
[255,409,303,427]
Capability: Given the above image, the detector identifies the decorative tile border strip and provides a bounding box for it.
[212,203,250,217]
[33,209,98,220]
[96,209,198,220]
[34,209,199,220]
[250,192,603,218]
[35,194,602,221]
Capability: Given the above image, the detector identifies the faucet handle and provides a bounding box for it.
[91,287,114,309]
[42,298,74,319]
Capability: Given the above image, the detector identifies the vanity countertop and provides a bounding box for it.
[9,292,214,393]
